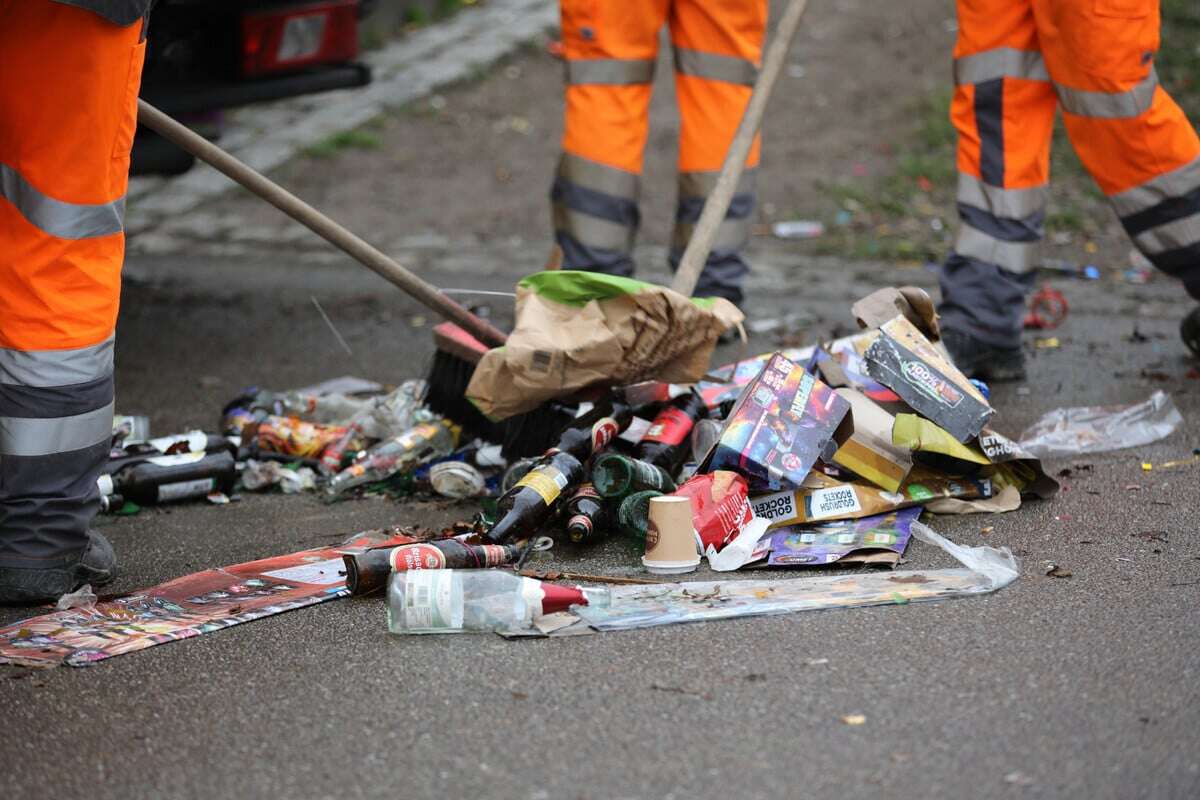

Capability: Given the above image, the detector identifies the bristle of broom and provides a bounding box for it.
[424,322,576,459]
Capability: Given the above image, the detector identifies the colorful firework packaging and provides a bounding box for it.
[699,352,852,493]
[865,316,994,443]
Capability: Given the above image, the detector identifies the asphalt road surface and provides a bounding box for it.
[3,0,1199,794]
[2,245,1196,800]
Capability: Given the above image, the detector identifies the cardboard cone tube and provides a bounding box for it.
[643,496,701,574]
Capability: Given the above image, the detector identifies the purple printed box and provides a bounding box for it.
[766,506,921,568]
[699,352,851,493]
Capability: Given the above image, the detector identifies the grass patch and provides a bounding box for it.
[305,129,383,159]
[1160,0,1200,118]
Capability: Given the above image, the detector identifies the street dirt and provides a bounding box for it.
[3,1,1198,799]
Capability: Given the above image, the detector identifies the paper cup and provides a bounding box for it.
[642,496,701,575]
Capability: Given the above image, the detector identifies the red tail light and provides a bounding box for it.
[241,1,359,78]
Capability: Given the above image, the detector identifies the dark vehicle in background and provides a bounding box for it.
[135,0,376,174]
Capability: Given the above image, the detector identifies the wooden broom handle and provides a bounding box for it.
[670,0,810,297]
[137,100,510,349]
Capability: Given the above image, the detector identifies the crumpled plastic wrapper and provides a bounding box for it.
[1017,390,1183,459]
[241,460,317,494]
[56,584,97,611]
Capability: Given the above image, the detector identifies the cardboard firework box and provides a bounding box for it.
[865,316,994,443]
[700,352,851,493]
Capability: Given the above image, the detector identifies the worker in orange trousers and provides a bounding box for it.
[0,0,153,602]
[940,0,1200,379]
[550,0,768,307]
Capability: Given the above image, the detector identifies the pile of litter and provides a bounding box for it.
[0,284,1185,666]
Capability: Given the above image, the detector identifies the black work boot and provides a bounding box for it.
[1182,306,1200,357]
[0,530,117,605]
[941,328,1027,383]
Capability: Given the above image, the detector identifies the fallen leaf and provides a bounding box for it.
[841,713,866,726]
[980,526,994,535]
[1004,771,1035,786]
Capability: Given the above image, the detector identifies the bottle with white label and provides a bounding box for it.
[387,569,608,634]
[98,450,237,505]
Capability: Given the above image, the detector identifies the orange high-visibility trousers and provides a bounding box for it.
[552,0,767,304]
[940,0,1200,347]
[0,1,145,569]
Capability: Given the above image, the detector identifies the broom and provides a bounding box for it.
[422,245,574,458]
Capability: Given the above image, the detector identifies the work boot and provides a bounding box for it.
[0,530,117,605]
[1182,306,1200,357]
[941,328,1027,383]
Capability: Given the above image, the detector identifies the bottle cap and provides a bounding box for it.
[566,515,593,542]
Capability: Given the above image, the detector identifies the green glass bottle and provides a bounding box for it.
[591,453,677,500]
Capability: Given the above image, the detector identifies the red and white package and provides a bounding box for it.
[669,470,753,552]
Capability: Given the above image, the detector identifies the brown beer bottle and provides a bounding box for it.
[343,538,522,595]
[564,483,609,543]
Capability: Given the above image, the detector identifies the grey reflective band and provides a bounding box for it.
[957,173,1048,220]
[0,336,115,388]
[0,162,124,240]
[566,58,655,85]
[673,217,750,253]
[673,48,758,86]
[1111,156,1200,217]
[553,204,634,253]
[954,48,1048,85]
[1056,69,1158,119]
[1132,211,1200,255]
[0,400,114,457]
[557,153,639,200]
[956,225,1039,273]
[678,168,758,200]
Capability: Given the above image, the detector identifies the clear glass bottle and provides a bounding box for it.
[387,569,608,634]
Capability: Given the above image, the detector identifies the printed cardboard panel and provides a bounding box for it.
[0,530,415,668]
[765,506,921,568]
[830,388,913,492]
[750,467,992,527]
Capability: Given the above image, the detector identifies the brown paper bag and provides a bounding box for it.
[467,271,743,420]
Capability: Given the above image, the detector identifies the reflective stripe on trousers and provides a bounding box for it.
[0,340,115,568]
